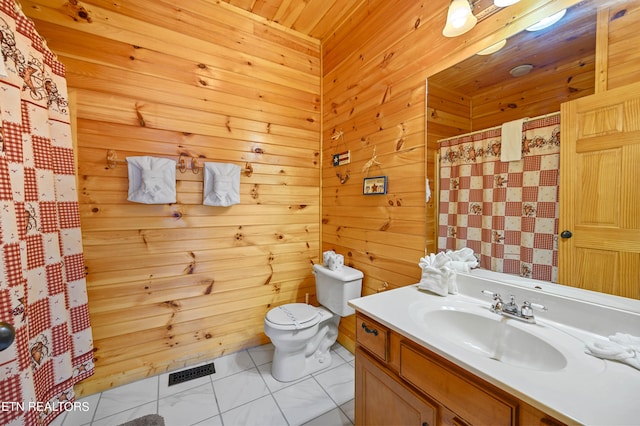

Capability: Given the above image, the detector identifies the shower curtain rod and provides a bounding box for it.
[437,111,560,144]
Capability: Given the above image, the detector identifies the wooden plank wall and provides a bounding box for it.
[322,0,638,349]
[23,0,321,395]
[19,0,640,396]
[604,0,640,90]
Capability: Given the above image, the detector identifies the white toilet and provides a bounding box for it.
[264,263,363,382]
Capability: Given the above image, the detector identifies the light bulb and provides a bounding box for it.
[442,0,477,37]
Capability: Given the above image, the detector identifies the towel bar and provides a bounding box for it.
[105,149,253,177]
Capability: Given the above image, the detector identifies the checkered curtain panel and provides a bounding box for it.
[438,114,560,282]
[0,2,94,425]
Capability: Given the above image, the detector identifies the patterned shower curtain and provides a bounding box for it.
[438,113,560,282]
[0,1,94,425]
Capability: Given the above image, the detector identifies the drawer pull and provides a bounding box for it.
[361,322,379,336]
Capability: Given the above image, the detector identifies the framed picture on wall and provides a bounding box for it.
[363,176,387,195]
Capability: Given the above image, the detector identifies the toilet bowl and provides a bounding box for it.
[264,263,363,382]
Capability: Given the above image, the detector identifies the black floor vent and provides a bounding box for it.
[168,362,215,386]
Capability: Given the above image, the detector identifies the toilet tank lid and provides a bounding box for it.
[313,263,363,281]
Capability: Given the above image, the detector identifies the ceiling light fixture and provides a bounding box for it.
[477,39,507,55]
[509,64,534,77]
[442,0,477,38]
[526,9,567,31]
[494,0,521,6]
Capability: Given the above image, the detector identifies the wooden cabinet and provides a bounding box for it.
[355,312,566,426]
[356,349,436,426]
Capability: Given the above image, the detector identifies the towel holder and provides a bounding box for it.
[106,150,253,177]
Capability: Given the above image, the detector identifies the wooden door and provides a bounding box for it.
[559,82,640,298]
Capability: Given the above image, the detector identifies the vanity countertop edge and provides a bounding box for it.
[348,272,640,426]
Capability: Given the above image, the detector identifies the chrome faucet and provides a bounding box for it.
[481,291,547,324]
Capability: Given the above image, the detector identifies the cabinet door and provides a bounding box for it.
[355,348,436,426]
[399,343,516,426]
[559,81,640,298]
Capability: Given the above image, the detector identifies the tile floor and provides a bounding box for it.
[51,342,355,426]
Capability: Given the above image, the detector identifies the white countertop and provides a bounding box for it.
[349,274,640,425]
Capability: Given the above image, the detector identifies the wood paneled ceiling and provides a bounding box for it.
[429,0,598,95]
[220,0,366,40]
[220,0,502,41]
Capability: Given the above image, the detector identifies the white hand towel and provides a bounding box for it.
[418,266,450,296]
[447,269,458,294]
[585,339,640,370]
[500,118,526,162]
[203,162,241,206]
[419,252,451,269]
[418,252,457,296]
[445,248,479,272]
[609,333,640,352]
[127,156,176,204]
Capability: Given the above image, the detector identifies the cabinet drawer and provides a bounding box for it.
[356,313,388,362]
[399,343,517,426]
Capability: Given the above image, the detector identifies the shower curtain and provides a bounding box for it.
[438,114,560,282]
[0,2,94,425]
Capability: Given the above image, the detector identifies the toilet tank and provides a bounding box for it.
[313,263,363,316]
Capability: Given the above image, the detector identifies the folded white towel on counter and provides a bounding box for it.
[500,118,526,162]
[609,333,640,352]
[203,162,241,206]
[585,334,640,370]
[444,247,479,273]
[127,156,176,204]
[418,252,457,296]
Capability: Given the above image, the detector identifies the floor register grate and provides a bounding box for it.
[168,362,216,386]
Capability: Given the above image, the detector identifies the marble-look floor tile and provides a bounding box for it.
[91,401,157,426]
[49,412,66,426]
[93,377,158,420]
[209,350,255,381]
[247,343,274,366]
[61,342,355,426]
[61,393,100,426]
[341,399,355,424]
[193,415,223,426]
[333,344,355,363]
[257,362,307,393]
[303,406,352,426]
[212,367,269,412]
[314,363,355,405]
[273,377,336,425]
[158,382,219,426]
[221,395,287,426]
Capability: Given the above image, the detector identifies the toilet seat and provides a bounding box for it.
[265,303,320,331]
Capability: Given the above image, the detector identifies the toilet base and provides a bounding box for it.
[270,312,339,383]
[271,346,333,382]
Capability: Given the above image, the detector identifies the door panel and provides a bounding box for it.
[559,81,640,298]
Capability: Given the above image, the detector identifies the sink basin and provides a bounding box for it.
[414,308,567,372]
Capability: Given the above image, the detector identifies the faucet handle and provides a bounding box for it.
[521,301,547,318]
[481,290,503,312]
[481,290,500,298]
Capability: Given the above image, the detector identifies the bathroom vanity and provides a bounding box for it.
[349,270,640,425]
